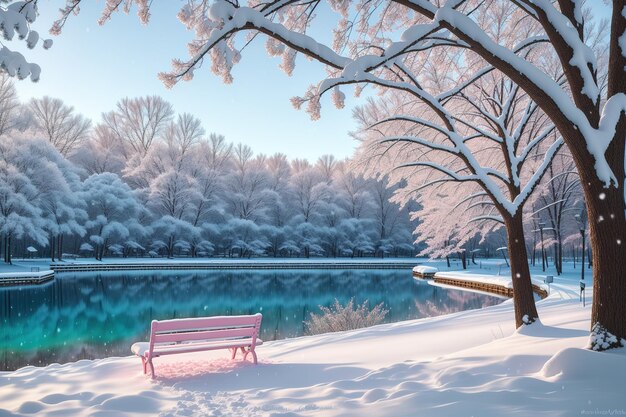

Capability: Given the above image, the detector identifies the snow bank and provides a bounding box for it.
[412,265,438,274]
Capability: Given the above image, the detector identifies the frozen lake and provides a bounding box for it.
[0,269,502,371]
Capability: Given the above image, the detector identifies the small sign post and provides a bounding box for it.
[580,280,586,306]
[544,275,553,295]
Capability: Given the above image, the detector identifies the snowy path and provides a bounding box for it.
[1,264,624,416]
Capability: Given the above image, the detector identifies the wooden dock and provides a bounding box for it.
[50,260,419,273]
[0,271,55,287]
[415,273,549,299]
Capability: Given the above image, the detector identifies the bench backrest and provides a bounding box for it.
[148,313,262,356]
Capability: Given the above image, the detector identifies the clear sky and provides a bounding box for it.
[12,2,360,162]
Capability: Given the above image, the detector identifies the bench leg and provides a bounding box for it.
[141,357,147,374]
[147,359,155,379]
[230,348,238,360]
[242,347,258,364]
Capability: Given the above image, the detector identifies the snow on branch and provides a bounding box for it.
[376,136,458,155]
[394,161,478,183]
[467,215,504,225]
[518,0,599,103]
[430,5,592,132]
[511,136,565,211]
[0,1,52,81]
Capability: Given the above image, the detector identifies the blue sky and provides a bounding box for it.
[13,2,359,161]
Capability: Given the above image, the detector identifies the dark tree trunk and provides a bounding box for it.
[167,236,174,259]
[584,177,626,348]
[504,213,539,328]
[6,236,11,264]
[57,234,63,261]
[50,236,56,262]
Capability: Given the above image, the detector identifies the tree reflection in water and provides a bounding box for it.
[0,270,502,371]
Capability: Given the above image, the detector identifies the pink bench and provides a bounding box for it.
[131,313,263,378]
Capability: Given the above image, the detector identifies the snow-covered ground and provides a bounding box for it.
[1,261,624,416]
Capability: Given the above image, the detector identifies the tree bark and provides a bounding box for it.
[50,236,56,262]
[6,235,11,264]
[57,234,63,261]
[504,213,539,327]
[584,176,626,347]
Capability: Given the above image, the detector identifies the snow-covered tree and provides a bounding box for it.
[338,218,376,257]
[529,152,582,275]
[368,176,413,257]
[290,165,330,223]
[266,153,292,226]
[29,96,91,156]
[316,154,338,184]
[292,222,324,258]
[219,218,269,257]
[150,215,199,258]
[80,173,142,260]
[73,124,126,176]
[354,59,562,325]
[0,135,50,263]
[101,96,173,160]
[334,161,373,219]
[27,137,87,261]
[187,134,232,226]
[223,144,271,221]
[0,74,19,135]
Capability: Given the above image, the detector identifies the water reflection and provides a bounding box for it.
[0,270,502,371]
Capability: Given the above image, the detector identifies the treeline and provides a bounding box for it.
[0,86,419,262]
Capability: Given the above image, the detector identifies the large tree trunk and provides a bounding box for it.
[584,176,626,348]
[504,213,539,328]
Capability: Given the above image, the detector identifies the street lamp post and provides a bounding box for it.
[538,222,546,272]
[575,211,588,306]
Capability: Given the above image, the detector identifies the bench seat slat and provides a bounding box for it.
[131,338,263,357]
[154,324,254,334]
[153,327,256,344]
[153,314,261,332]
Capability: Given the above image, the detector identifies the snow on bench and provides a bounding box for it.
[412,265,439,279]
[131,313,263,379]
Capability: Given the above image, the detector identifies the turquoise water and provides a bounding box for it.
[0,270,502,371]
